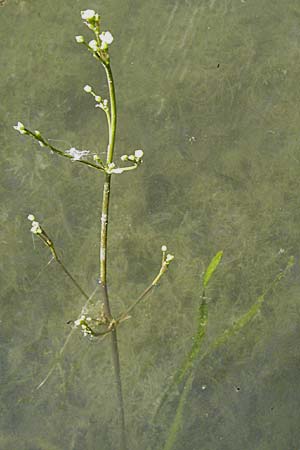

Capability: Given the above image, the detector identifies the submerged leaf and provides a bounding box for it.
[203,250,223,289]
[162,373,193,450]
[176,296,208,385]
[160,256,294,450]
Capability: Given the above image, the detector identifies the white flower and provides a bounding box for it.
[75,35,85,43]
[166,253,174,263]
[88,39,99,51]
[134,149,144,159]
[65,147,90,161]
[27,214,35,221]
[120,155,128,161]
[31,221,42,235]
[81,9,96,20]
[100,31,114,45]
[74,314,86,327]
[13,121,26,134]
[84,84,92,93]
[95,95,101,102]
[96,99,108,110]
[161,245,167,252]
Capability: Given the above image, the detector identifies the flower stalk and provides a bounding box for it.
[27,214,90,301]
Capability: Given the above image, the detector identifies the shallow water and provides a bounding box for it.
[1,0,300,449]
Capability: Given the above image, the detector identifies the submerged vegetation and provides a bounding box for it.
[12,8,295,450]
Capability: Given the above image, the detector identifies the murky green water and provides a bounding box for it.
[1,0,300,449]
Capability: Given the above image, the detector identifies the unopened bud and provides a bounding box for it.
[75,35,85,43]
[166,254,174,263]
[84,84,92,93]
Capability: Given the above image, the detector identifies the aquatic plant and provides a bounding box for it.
[156,255,294,450]
[14,9,174,450]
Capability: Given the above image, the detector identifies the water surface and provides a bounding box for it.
[1,1,300,449]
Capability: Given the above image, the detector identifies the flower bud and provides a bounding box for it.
[84,84,92,93]
[166,254,174,263]
[30,221,42,235]
[75,35,85,43]
[13,121,26,134]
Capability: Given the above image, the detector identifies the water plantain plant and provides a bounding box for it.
[14,9,174,450]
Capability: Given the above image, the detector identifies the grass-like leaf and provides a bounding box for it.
[203,250,223,289]
[159,255,294,450]
[153,250,222,419]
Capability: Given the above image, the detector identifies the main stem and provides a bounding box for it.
[99,61,127,450]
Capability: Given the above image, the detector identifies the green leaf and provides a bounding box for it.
[203,250,223,289]
[160,255,294,450]
[162,373,193,450]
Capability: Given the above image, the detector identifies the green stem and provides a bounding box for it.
[26,130,104,171]
[103,62,117,165]
[99,60,127,450]
[35,229,90,300]
[99,172,112,317]
[119,259,172,320]
[56,258,89,300]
